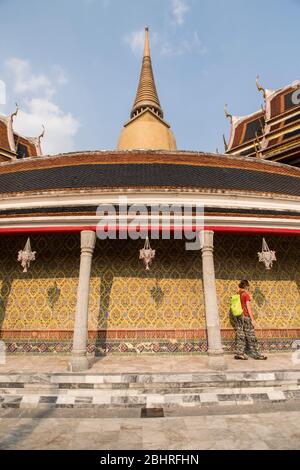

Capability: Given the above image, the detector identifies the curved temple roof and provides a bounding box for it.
[0,150,300,198]
[1,151,300,236]
[225,80,300,166]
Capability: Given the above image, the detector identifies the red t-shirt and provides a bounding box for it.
[240,291,251,317]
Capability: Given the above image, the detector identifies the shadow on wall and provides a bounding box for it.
[150,280,165,307]
[252,287,267,308]
[95,269,113,357]
[0,277,12,343]
[47,282,61,318]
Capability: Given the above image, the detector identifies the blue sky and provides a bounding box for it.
[0,0,299,154]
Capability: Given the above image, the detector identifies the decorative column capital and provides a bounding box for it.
[200,230,214,251]
[81,231,96,252]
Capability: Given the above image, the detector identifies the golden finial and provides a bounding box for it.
[224,104,233,123]
[256,75,267,100]
[38,125,45,145]
[223,134,228,152]
[11,102,19,121]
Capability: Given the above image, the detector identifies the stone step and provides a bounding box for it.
[0,370,299,387]
[1,382,299,396]
[1,386,300,410]
[0,369,299,410]
[0,371,299,398]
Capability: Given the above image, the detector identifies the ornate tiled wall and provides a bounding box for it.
[0,234,299,354]
[215,234,300,352]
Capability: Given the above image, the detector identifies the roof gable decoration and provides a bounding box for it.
[224,104,243,151]
[224,104,266,152]
[225,77,300,165]
[27,125,45,157]
[265,80,300,121]
[0,117,12,159]
[7,103,19,154]
[0,105,45,161]
[0,106,19,159]
[256,75,275,102]
[291,81,300,107]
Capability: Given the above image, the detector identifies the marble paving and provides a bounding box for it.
[0,352,299,375]
[0,353,299,413]
[0,407,300,450]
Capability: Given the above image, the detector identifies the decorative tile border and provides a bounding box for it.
[1,328,299,354]
[2,339,300,355]
[4,340,208,355]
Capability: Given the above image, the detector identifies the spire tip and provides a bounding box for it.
[144,26,150,57]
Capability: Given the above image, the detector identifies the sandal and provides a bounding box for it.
[253,355,267,360]
[234,354,248,360]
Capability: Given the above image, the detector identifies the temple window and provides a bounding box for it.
[16,143,29,159]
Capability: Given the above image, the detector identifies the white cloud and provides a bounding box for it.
[52,65,68,86]
[6,58,54,97]
[5,57,80,155]
[14,99,80,155]
[161,32,207,56]
[124,29,159,56]
[171,0,190,25]
[124,29,145,56]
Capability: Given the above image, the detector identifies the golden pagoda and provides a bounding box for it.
[117,27,177,151]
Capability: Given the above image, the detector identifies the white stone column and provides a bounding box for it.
[69,230,96,372]
[201,230,227,370]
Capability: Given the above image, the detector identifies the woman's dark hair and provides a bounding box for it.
[239,280,250,289]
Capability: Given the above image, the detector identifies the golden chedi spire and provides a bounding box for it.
[131,27,163,120]
[117,27,177,151]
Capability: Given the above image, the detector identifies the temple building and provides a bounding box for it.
[0,106,43,162]
[0,28,300,371]
[224,78,300,166]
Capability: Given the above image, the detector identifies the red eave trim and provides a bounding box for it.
[1,225,300,236]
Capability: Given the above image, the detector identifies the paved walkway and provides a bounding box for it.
[1,354,299,450]
[0,353,299,374]
[0,405,300,449]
